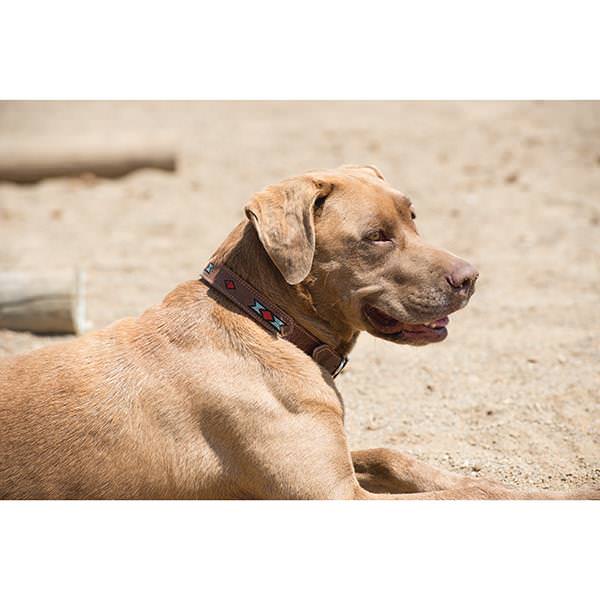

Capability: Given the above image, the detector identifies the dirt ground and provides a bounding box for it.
[0,101,598,492]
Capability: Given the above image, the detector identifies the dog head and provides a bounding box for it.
[245,165,478,346]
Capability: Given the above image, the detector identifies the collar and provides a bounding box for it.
[200,261,348,378]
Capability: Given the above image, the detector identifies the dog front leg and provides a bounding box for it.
[352,447,511,494]
[351,448,600,499]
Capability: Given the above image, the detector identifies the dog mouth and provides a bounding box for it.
[362,304,449,344]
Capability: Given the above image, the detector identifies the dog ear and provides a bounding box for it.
[341,164,385,180]
[245,176,332,285]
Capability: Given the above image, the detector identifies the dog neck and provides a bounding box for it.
[211,221,359,357]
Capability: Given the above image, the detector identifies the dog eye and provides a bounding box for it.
[410,210,416,220]
[365,229,389,242]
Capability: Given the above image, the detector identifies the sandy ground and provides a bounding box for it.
[0,101,599,492]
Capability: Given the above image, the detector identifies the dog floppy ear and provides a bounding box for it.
[245,176,332,285]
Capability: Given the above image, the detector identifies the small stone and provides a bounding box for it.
[505,172,519,184]
[486,409,494,416]
[527,357,538,364]
[366,416,381,431]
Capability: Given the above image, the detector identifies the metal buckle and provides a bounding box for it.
[312,345,348,378]
[331,356,348,378]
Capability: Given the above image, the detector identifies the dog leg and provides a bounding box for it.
[351,448,599,499]
[352,447,493,493]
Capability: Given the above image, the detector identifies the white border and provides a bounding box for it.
[1,1,599,98]
[1,2,598,597]
[1,501,597,599]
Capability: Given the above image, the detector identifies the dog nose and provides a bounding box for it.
[446,262,479,293]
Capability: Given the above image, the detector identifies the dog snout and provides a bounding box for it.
[446,261,479,296]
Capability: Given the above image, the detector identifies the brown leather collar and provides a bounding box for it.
[200,261,348,378]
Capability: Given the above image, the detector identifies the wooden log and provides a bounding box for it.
[0,147,176,183]
[0,270,87,335]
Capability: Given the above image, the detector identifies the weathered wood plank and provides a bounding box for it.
[0,148,176,183]
[0,270,87,334]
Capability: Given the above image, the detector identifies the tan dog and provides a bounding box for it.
[0,165,596,499]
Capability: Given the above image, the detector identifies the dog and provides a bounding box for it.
[0,165,596,499]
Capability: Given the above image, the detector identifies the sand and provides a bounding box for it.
[0,101,598,491]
